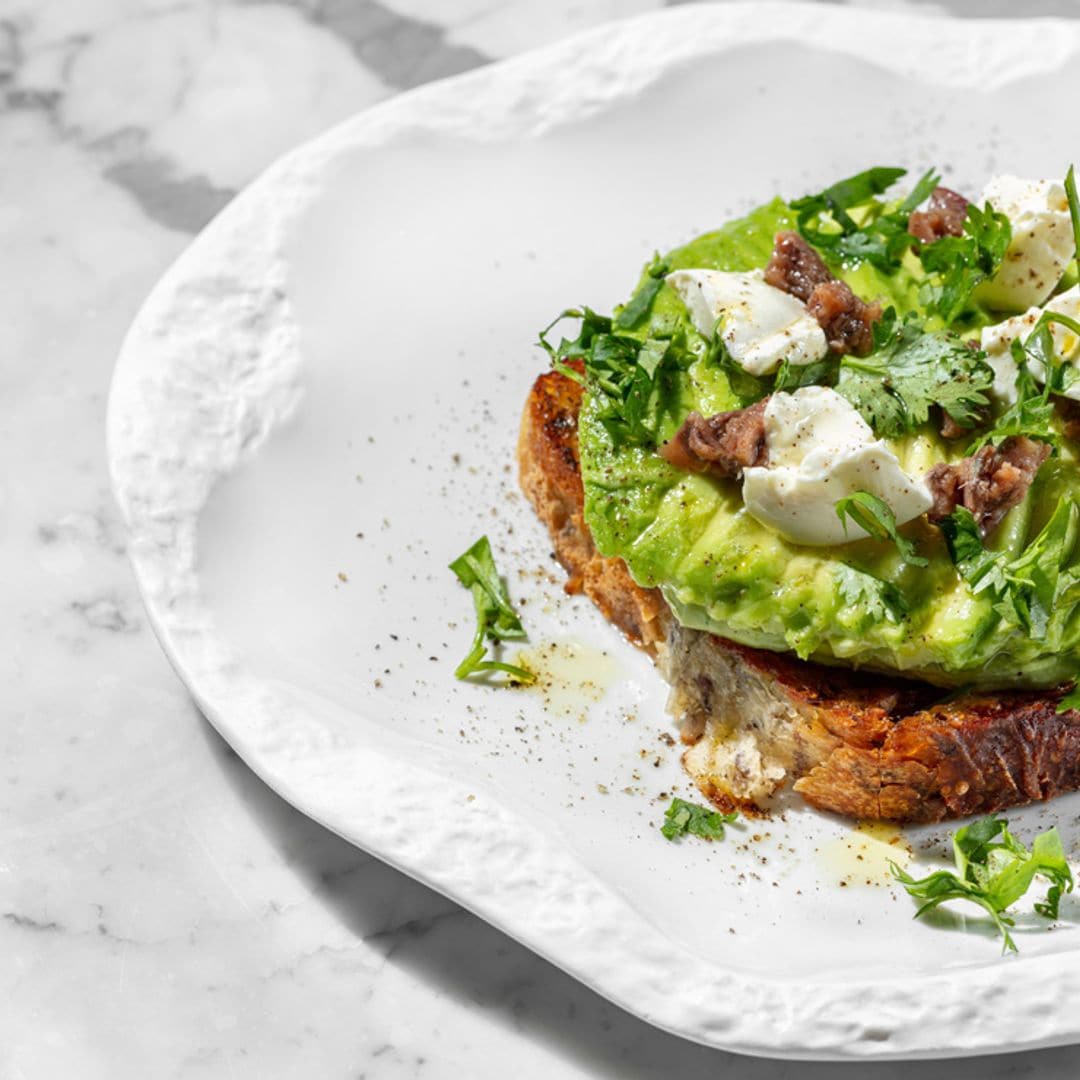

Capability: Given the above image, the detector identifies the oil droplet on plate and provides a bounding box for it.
[818,821,912,888]
[513,639,618,722]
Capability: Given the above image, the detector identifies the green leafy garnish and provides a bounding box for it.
[969,338,1058,453]
[834,563,909,624]
[917,201,1012,324]
[539,307,690,448]
[970,309,1080,452]
[791,166,935,272]
[660,797,738,841]
[891,815,1073,953]
[939,497,1080,640]
[1057,682,1080,714]
[614,252,669,330]
[449,536,536,684]
[835,491,928,567]
[1066,165,1080,273]
[715,343,840,406]
[1036,311,1080,397]
[774,355,839,394]
[836,313,993,437]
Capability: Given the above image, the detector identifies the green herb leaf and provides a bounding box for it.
[791,166,935,273]
[792,166,909,220]
[972,308,1080,452]
[449,536,536,684]
[1057,682,1080,714]
[891,815,1074,954]
[834,563,910,625]
[899,168,941,214]
[774,355,839,393]
[1066,165,1080,273]
[939,498,1080,640]
[660,797,739,842]
[835,491,928,567]
[969,339,1058,453]
[539,307,691,448]
[837,316,993,437]
[614,252,669,330]
[918,201,1012,324]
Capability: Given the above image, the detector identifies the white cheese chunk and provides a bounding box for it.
[742,387,933,547]
[976,176,1076,312]
[666,268,828,376]
[980,284,1080,404]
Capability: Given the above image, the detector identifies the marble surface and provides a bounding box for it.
[5,1,1080,1076]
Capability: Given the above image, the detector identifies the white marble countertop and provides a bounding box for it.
[5,0,1080,1076]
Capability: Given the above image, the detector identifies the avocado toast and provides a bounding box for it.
[520,167,1080,823]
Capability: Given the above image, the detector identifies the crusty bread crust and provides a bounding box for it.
[518,368,1080,823]
[517,367,668,654]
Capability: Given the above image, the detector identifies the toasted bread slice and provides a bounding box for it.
[518,368,1080,823]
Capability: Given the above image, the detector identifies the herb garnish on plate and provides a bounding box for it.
[660,797,739,842]
[449,535,536,684]
[891,815,1073,953]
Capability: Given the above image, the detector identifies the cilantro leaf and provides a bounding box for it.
[939,498,1080,640]
[614,252,669,330]
[969,307,1080,453]
[891,815,1073,953]
[449,536,536,684]
[837,316,993,437]
[539,307,691,448]
[834,563,909,625]
[774,355,838,394]
[969,337,1058,453]
[917,200,1012,324]
[791,166,936,273]
[660,797,738,842]
[715,341,839,405]
[835,491,928,567]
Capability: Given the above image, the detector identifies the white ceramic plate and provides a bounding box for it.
[108,3,1080,1059]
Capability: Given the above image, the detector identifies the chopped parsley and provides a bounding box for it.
[970,337,1059,453]
[614,252,669,329]
[791,166,936,273]
[660,797,738,841]
[835,490,928,567]
[917,200,1012,324]
[539,307,691,448]
[449,536,536,684]
[773,355,839,394]
[938,496,1080,640]
[836,311,993,437]
[969,303,1080,452]
[891,815,1073,954]
[793,165,1011,323]
[834,563,909,625]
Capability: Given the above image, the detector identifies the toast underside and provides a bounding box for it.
[518,368,1080,823]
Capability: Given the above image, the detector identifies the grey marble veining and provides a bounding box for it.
[4,1,1079,1076]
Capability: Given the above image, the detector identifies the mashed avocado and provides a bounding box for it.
[576,198,1080,689]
